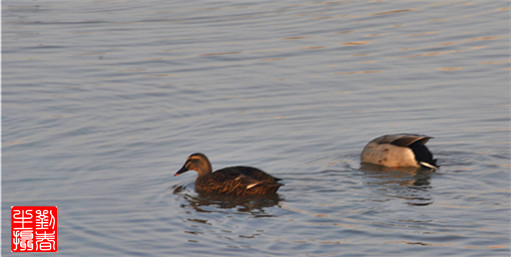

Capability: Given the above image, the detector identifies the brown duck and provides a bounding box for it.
[174,153,283,196]
[361,134,438,169]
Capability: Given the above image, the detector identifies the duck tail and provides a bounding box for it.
[419,161,438,170]
[409,141,439,170]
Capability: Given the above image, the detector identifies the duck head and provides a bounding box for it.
[174,153,213,177]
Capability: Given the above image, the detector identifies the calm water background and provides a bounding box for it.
[2,0,510,256]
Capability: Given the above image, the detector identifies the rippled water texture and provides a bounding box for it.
[2,0,510,256]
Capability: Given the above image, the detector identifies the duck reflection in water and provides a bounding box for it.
[360,163,435,206]
[172,184,282,217]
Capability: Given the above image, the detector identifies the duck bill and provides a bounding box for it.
[174,165,188,176]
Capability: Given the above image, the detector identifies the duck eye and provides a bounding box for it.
[185,159,197,169]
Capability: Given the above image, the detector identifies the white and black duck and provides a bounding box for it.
[361,134,438,169]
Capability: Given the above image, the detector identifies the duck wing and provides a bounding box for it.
[196,167,282,195]
[373,134,431,147]
[228,166,282,182]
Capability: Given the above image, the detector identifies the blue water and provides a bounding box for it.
[3,0,510,256]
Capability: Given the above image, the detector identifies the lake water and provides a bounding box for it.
[2,0,510,256]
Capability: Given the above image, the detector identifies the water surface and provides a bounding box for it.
[2,0,510,256]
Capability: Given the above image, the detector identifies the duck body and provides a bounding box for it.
[196,166,282,195]
[361,134,438,169]
[175,153,282,196]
